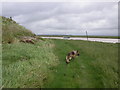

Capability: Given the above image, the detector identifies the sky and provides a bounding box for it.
[2,1,118,36]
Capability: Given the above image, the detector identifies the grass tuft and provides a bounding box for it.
[2,40,59,88]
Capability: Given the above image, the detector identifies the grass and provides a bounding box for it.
[2,39,118,88]
[2,40,59,88]
[0,16,2,87]
[2,16,34,44]
[44,39,118,88]
[2,15,118,88]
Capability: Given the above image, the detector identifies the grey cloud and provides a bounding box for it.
[2,2,59,16]
[2,2,118,36]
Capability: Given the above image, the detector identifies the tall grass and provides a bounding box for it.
[2,39,118,88]
[2,40,59,88]
[0,16,2,88]
[2,16,34,44]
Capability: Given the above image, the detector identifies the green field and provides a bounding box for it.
[2,39,118,88]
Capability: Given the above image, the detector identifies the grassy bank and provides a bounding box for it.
[2,39,118,88]
[2,40,59,88]
[2,16,34,44]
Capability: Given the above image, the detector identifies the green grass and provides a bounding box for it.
[2,16,35,44]
[0,16,2,87]
[2,40,59,88]
[43,39,118,88]
[2,39,118,88]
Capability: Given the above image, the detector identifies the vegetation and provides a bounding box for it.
[2,40,59,88]
[2,16,118,88]
[0,16,1,88]
[43,39,118,88]
[2,16,35,44]
[2,39,118,88]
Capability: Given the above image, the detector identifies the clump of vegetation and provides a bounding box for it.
[2,40,59,88]
[2,16,35,44]
[1,16,59,88]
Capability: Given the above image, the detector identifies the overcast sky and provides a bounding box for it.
[2,2,118,36]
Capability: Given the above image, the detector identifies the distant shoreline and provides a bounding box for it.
[41,37,119,43]
[38,35,120,39]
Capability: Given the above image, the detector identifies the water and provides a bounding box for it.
[42,37,119,43]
